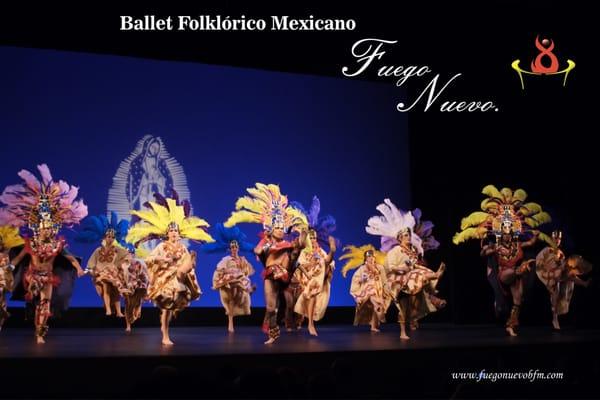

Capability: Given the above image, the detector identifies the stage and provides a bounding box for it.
[2,324,599,399]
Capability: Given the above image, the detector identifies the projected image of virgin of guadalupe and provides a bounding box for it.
[107,135,192,239]
[128,136,173,211]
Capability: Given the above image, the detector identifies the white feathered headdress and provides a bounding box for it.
[366,198,424,255]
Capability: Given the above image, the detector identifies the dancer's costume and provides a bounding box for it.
[366,199,445,329]
[202,223,255,318]
[453,185,553,332]
[120,246,149,328]
[535,231,592,326]
[289,196,338,326]
[341,245,391,326]
[0,226,24,329]
[75,212,130,314]
[224,183,307,342]
[0,164,87,339]
[126,193,213,316]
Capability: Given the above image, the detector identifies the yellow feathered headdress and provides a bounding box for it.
[340,244,387,277]
[0,225,24,249]
[224,183,307,232]
[126,198,214,245]
[453,185,553,246]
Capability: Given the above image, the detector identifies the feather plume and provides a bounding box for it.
[226,183,307,232]
[531,211,552,225]
[340,244,385,277]
[0,225,25,249]
[1,165,87,229]
[126,193,213,245]
[538,232,555,247]
[519,202,542,216]
[500,187,513,202]
[37,164,53,186]
[513,188,528,203]
[460,211,490,230]
[482,185,502,200]
[366,199,423,253]
[201,223,255,254]
[452,227,487,244]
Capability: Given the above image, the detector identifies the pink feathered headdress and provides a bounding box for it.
[0,164,88,234]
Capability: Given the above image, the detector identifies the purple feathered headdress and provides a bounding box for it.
[290,195,340,250]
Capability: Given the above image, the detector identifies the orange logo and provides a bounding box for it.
[511,35,575,90]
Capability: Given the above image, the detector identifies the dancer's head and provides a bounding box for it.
[167,222,180,242]
[364,249,375,265]
[308,229,318,247]
[229,239,239,256]
[104,228,116,245]
[552,230,563,247]
[396,228,412,246]
[271,220,285,240]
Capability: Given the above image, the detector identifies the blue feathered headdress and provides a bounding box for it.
[75,211,129,247]
[290,195,340,250]
[201,223,254,254]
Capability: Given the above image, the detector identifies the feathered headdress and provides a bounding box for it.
[125,193,214,246]
[224,183,307,232]
[340,244,387,277]
[290,195,340,250]
[380,208,439,253]
[200,223,254,254]
[0,225,25,249]
[453,185,553,245]
[75,211,130,247]
[0,164,88,236]
[366,199,424,255]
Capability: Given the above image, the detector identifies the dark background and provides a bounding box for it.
[0,1,595,327]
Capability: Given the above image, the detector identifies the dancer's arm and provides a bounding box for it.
[10,247,27,267]
[325,236,336,265]
[522,230,540,248]
[65,254,85,277]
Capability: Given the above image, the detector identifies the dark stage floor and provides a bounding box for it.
[1,324,599,358]
[1,324,599,399]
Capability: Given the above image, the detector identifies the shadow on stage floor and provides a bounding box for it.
[1,323,599,399]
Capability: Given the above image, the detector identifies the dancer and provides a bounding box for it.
[121,246,149,333]
[366,199,445,340]
[202,223,255,333]
[225,183,308,344]
[535,230,592,330]
[126,192,214,345]
[288,196,338,335]
[454,185,553,336]
[0,164,87,343]
[75,212,130,317]
[341,245,391,332]
[0,226,24,330]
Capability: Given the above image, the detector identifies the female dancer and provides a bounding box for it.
[75,212,130,317]
[289,196,338,335]
[535,230,592,330]
[126,192,214,345]
[202,223,255,333]
[341,245,391,332]
[0,226,24,330]
[366,199,446,340]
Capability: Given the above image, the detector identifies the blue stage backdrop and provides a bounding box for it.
[1,46,409,307]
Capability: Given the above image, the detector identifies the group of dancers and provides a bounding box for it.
[0,165,593,345]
